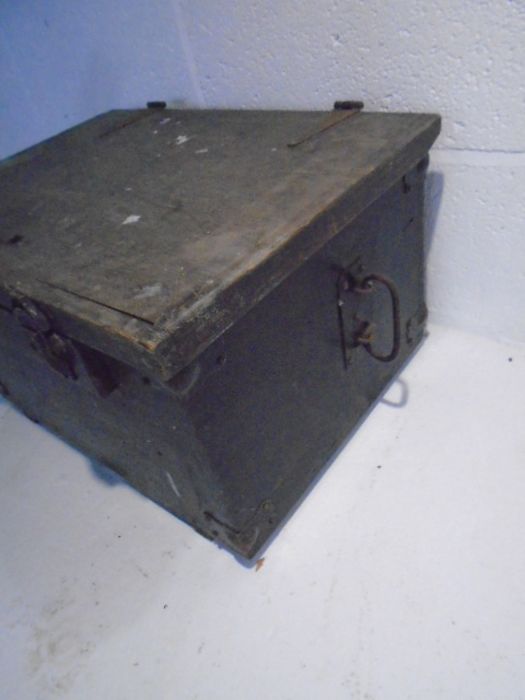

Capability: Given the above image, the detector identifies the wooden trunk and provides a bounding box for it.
[0,107,440,558]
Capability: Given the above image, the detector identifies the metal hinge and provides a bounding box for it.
[287,100,364,148]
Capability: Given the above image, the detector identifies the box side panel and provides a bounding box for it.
[180,161,428,557]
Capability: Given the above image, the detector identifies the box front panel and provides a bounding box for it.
[0,303,220,540]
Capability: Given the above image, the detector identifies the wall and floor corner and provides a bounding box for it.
[1,0,524,345]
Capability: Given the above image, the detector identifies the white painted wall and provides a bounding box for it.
[1,1,524,342]
[175,0,525,343]
[0,1,200,158]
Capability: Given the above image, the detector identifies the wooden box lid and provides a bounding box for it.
[0,108,440,379]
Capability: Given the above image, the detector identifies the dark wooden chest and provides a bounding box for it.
[0,106,440,558]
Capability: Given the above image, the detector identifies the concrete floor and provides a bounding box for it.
[1,323,524,700]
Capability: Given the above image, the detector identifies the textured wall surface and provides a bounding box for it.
[0,1,200,159]
[1,1,524,341]
[177,0,525,343]
[179,0,524,151]
[425,150,525,339]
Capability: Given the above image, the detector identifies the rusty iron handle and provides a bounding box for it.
[354,273,401,363]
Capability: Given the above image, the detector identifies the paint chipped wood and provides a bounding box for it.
[0,108,440,379]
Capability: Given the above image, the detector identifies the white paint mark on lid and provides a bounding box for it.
[125,186,133,191]
[195,148,209,154]
[159,117,171,125]
[165,471,181,498]
[153,130,159,135]
[122,215,141,225]
[134,283,162,299]
[175,135,190,145]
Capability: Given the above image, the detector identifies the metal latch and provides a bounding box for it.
[13,299,77,380]
[13,297,119,396]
